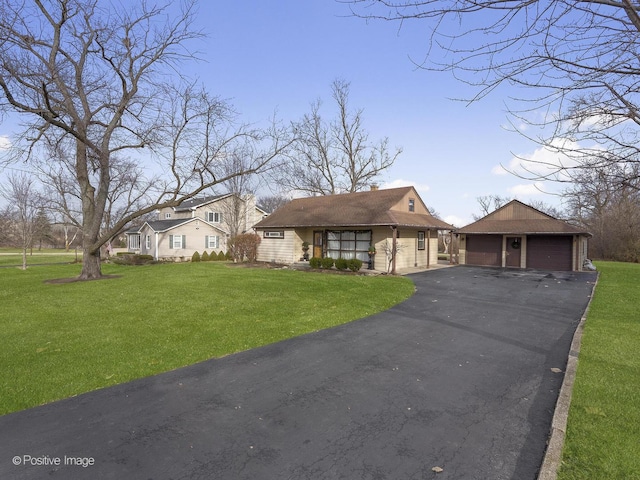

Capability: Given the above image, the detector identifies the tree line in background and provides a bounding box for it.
[2,0,640,273]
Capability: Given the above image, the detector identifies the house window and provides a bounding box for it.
[128,234,141,250]
[326,230,371,261]
[145,235,151,249]
[165,213,171,219]
[264,231,284,238]
[206,235,219,249]
[170,235,185,249]
[409,199,415,212]
[418,231,425,250]
[206,212,223,223]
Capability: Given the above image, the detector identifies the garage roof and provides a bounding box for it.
[457,200,591,235]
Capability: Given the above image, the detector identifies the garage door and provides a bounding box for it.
[466,235,502,267]
[526,235,573,271]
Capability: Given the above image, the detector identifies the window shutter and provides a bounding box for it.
[182,235,186,249]
[215,236,219,248]
[169,235,173,249]
[205,236,209,248]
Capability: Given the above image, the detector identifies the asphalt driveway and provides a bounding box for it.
[0,266,597,480]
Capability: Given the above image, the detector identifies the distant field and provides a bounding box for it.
[0,248,80,267]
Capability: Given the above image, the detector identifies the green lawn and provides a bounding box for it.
[558,261,640,479]
[0,262,414,415]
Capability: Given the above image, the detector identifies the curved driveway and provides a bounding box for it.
[0,266,597,480]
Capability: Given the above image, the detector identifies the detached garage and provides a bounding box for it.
[457,200,591,272]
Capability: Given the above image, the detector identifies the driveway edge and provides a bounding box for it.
[537,273,599,480]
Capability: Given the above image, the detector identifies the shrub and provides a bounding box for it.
[321,257,334,269]
[228,234,261,262]
[215,251,225,261]
[201,251,210,262]
[112,254,154,265]
[335,257,348,270]
[191,251,201,262]
[309,257,322,269]
[347,258,363,272]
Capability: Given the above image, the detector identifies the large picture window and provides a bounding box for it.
[326,230,371,261]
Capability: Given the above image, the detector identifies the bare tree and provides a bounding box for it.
[474,195,512,220]
[258,194,290,214]
[280,79,401,195]
[0,0,292,279]
[346,1,640,187]
[217,148,259,238]
[380,239,407,274]
[564,163,640,261]
[0,173,40,269]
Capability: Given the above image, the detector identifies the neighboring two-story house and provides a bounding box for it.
[125,194,267,261]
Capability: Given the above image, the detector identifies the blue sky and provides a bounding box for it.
[189,0,568,226]
[0,0,568,227]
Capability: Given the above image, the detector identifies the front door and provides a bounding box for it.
[505,237,522,268]
[313,231,323,258]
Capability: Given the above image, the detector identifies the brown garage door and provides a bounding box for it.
[466,235,502,267]
[526,235,573,271]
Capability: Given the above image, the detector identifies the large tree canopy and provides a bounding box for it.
[0,0,291,279]
[346,0,640,187]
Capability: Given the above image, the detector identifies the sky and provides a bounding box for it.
[186,0,569,227]
[0,0,570,227]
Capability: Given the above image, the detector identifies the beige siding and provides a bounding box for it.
[389,187,431,215]
[154,222,227,261]
[157,195,263,233]
[257,229,297,264]
[369,227,440,272]
[490,202,549,221]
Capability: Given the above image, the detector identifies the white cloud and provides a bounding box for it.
[492,137,593,181]
[507,182,546,197]
[0,135,11,150]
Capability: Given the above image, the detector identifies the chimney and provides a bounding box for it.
[370,184,379,191]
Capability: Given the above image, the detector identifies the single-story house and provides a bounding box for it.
[456,200,591,271]
[253,186,454,273]
[125,193,267,261]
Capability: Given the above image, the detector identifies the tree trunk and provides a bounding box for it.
[21,247,27,271]
[79,246,102,279]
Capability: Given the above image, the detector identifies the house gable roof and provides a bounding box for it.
[253,187,454,230]
[173,194,230,212]
[457,200,590,235]
[127,217,228,234]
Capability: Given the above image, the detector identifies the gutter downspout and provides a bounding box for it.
[427,229,431,269]
[155,232,159,261]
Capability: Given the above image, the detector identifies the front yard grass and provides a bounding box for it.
[0,262,414,416]
[558,261,640,479]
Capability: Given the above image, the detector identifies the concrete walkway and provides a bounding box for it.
[0,266,597,480]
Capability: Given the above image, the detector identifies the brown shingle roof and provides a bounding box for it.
[254,187,453,230]
[457,200,590,235]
